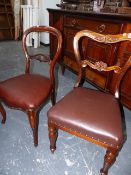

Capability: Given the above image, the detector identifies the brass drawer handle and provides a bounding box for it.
[97,24,106,33]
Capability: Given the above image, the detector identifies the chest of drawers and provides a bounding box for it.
[48,9,131,109]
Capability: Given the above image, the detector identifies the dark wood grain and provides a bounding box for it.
[48,8,131,109]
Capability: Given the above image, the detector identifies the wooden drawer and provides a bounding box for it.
[64,26,118,64]
[64,28,78,59]
[64,16,122,34]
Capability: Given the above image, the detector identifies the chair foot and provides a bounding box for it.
[100,148,118,175]
[50,147,56,154]
[27,110,39,147]
[33,129,38,147]
[48,122,58,153]
[0,103,6,124]
[100,169,107,175]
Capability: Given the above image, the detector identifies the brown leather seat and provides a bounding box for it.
[48,87,123,148]
[47,30,131,175]
[0,74,52,109]
[0,26,62,146]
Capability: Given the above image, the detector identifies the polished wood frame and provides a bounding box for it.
[0,26,62,146]
[73,30,131,99]
[48,30,131,175]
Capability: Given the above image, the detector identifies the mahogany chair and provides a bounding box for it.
[48,30,131,175]
[0,26,62,146]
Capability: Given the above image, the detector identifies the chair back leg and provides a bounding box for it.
[51,88,56,106]
[0,102,6,124]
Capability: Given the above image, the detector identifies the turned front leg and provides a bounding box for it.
[48,122,58,153]
[100,148,118,175]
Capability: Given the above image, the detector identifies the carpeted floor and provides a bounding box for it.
[0,41,131,175]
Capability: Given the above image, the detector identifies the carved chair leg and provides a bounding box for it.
[0,102,6,124]
[27,110,39,147]
[48,122,58,153]
[100,148,119,175]
[51,88,56,106]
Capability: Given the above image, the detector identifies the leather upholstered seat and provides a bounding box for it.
[0,26,62,147]
[0,74,52,109]
[48,87,123,148]
[47,30,131,175]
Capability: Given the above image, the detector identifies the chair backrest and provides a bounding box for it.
[22,26,62,85]
[73,30,131,99]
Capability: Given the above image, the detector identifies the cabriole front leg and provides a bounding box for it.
[27,110,39,147]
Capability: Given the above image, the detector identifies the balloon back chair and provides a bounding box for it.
[0,26,62,146]
[48,30,131,175]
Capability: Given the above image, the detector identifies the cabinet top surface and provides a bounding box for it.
[47,8,131,22]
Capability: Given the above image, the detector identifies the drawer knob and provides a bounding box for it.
[97,24,106,33]
[71,19,77,26]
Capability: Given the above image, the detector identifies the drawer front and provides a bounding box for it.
[64,28,78,59]
[64,27,117,64]
[64,16,122,34]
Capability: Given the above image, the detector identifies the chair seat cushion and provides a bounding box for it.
[48,87,123,147]
[0,74,52,110]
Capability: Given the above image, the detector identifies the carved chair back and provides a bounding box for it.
[22,26,62,85]
[73,30,131,98]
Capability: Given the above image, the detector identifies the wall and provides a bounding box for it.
[39,0,60,44]
[11,0,60,42]
[10,0,21,40]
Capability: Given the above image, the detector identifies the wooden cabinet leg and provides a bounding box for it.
[27,110,39,147]
[48,122,58,153]
[0,102,6,124]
